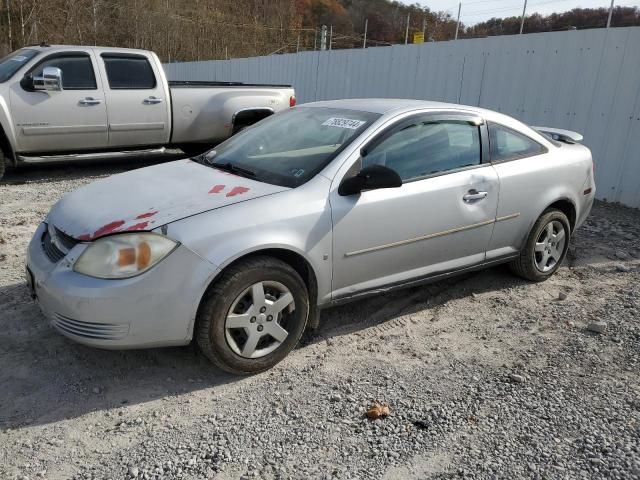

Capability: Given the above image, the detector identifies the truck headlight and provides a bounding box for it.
[73,233,178,279]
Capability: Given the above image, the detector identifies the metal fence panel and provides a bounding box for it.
[164,27,640,207]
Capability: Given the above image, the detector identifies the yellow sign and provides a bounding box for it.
[413,32,425,44]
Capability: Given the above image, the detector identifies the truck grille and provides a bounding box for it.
[41,224,79,263]
[52,314,129,340]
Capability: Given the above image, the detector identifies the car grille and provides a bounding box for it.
[52,313,130,340]
[42,225,79,263]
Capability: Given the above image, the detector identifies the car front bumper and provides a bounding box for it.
[26,223,218,349]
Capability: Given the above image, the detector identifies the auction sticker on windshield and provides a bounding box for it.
[322,117,366,129]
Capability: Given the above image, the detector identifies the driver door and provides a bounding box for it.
[329,112,499,299]
[10,51,108,153]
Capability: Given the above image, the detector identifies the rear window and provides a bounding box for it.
[102,55,156,89]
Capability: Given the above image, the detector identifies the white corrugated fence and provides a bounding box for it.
[165,27,640,208]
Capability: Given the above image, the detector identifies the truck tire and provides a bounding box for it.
[510,209,570,282]
[0,149,5,181]
[196,256,309,375]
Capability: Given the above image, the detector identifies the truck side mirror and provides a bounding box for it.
[32,67,63,91]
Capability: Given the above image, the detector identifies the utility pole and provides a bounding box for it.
[363,19,368,49]
[519,0,528,35]
[92,0,98,46]
[329,25,333,50]
[422,17,427,38]
[296,32,300,53]
[320,25,328,51]
[607,0,615,28]
[166,0,170,63]
[454,3,461,40]
[405,12,410,44]
[314,28,317,50]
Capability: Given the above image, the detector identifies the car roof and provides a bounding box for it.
[301,98,479,115]
[301,98,554,145]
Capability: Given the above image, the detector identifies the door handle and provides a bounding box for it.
[79,97,102,106]
[143,96,164,105]
[463,190,488,202]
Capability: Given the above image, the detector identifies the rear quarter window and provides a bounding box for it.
[102,55,156,89]
[489,122,546,162]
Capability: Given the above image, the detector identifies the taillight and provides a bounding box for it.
[289,95,296,108]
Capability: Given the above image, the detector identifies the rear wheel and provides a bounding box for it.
[196,256,309,375]
[510,209,570,282]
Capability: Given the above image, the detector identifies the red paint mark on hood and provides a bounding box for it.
[209,185,225,194]
[136,211,158,219]
[93,220,126,238]
[226,186,250,197]
[125,221,150,231]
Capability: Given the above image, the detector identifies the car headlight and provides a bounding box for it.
[73,233,178,279]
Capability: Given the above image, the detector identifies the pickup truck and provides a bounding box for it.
[0,44,296,179]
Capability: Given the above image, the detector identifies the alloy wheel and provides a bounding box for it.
[224,281,295,359]
[534,220,566,272]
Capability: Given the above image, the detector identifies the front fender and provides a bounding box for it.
[166,176,334,304]
[0,91,17,163]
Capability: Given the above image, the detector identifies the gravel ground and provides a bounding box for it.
[1,161,639,480]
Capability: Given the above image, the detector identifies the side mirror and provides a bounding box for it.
[338,164,402,196]
[202,150,217,164]
[32,66,63,91]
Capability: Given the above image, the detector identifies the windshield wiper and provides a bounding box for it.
[211,162,256,178]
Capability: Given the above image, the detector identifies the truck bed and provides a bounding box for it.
[169,80,292,88]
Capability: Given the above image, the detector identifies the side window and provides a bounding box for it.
[31,55,97,90]
[102,55,156,89]
[489,123,545,161]
[363,119,482,182]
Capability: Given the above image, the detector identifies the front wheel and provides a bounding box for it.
[196,256,309,375]
[510,209,570,282]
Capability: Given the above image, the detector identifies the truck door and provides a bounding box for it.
[98,53,171,147]
[10,51,108,153]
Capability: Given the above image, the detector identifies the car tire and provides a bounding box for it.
[510,209,571,282]
[196,255,309,375]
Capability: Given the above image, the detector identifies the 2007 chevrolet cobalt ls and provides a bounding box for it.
[27,99,595,374]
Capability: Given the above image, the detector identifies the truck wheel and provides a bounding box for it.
[196,256,309,375]
[510,209,570,282]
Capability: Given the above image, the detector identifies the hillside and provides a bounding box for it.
[1,0,639,61]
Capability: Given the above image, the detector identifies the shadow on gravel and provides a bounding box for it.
[0,265,526,431]
[306,264,526,345]
[0,280,238,432]
[1,155,185,185]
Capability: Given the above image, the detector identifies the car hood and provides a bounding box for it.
[47,159,288,241]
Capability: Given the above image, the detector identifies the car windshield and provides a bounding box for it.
[0,48,39,83]
[205,107,380,188]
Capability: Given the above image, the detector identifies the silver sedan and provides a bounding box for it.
[26,99,595,374]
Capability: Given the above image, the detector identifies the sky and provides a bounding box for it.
[405,0,640,25]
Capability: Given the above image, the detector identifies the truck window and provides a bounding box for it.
[102,55,156,89]
[31,54,97,90]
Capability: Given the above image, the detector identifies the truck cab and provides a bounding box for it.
[0,45,296,179]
